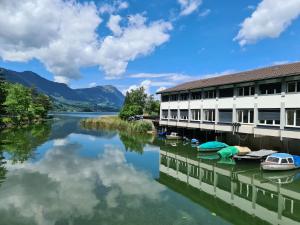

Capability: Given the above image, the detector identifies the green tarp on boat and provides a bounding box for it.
[217,146,239,158]
[198,141,229,152]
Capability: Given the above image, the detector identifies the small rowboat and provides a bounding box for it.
[261,153,300,171]
[166,132,182,140]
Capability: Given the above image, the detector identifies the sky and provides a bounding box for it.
[0,0,300,95]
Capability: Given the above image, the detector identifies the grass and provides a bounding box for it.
[81,116,153,134]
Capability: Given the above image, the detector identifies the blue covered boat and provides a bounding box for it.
[198,141,229,152]
[261,153,300,171]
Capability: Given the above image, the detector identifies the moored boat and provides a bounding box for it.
[166,132,182,140]
[198,141,228,152]
[261,153,300,171]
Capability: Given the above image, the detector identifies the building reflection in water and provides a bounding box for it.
[159,149,300,225]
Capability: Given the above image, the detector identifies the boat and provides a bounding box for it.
[198,141,228,152]
[217,146,239,158]
[262,170,300,184]
[233,149,277,161]
[261,153,300,171]
[166,132,182,140]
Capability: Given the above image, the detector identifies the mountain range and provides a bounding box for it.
[0,68,124,112]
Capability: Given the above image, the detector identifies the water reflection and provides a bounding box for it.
[159,144,300,225]
[1,114,300,225]
[0,143,165,225]
[0,123,51,163]
[119,131,154,154]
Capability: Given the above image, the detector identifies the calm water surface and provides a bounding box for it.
[0,113,299,225]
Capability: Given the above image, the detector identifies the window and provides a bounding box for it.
[204,109,215,122]
[191,109,201,121]
[286,109,300,127]
[161,95,169,102]
[203,90,215,99]
[180,110,188,120]
[191,91,202,100]
[259,109,280,126]
[259,82,281,95]
[219,88,234,98]
[180,93,189,101]
[266,157,279,163]
[169,94,178,101]
[288,158,294,163]
[287,81,300,93]
[219,110,232,123]
[281,158,288,164]
[237,86,255,96]
[237,109,254,124]
[162,110,168,119]
[170,110,178,120]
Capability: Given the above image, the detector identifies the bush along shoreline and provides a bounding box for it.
[81,116,154,134]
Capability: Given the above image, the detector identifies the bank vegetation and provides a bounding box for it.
[81,116,153,134]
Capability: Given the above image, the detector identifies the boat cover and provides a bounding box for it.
[217,146,239,158]
[235,146,251,156]
[199,141,228,150]
[292,155,300,167]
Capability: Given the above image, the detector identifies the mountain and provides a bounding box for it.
[0,68,124,112]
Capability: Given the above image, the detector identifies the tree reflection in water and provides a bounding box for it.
[119,131,154,154]
[0,123,51,163]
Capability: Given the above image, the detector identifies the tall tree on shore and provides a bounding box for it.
[119,87,147,120]
[0,68,7,115]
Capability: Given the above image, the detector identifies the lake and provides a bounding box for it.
[0,112,299,225]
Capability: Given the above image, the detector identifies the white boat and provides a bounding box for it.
[261,153,300,171]
[166,132,182,140]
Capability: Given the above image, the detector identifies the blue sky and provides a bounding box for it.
[1,0,300,95]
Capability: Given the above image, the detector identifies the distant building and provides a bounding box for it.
[157,62,300,140]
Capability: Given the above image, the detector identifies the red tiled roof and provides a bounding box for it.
[157,62,300,94]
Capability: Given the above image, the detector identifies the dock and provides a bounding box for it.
[234,149,277,160]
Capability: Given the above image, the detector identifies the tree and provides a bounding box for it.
[0,68,7,115]
[124,87,147,108]
[3,84,32,124]
[119,87,147,120]
[144,95,160,116]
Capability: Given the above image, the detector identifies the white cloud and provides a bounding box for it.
[107,15,123,36]
[129,72,192,82]
[125,72,193,94]
[178,0,203,16]
[98,16,172,79]
[235,0,300,46]
[272,60,291,65]
[199,9,211,17]
[0,0,172,83]
[88,82,97,88]
[99,1,129,14]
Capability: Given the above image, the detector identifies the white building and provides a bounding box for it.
[157,62,300,140]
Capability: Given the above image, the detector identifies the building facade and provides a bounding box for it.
[157,62,300,140]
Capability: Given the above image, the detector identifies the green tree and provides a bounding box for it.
[0,68,7,115]
[119,87,147,120]
[3,84,32,124]
[144,95,160,116]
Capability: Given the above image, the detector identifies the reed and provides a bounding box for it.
[81,116,153,134]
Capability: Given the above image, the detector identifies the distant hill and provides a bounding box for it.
[0,68,124,112]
